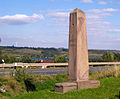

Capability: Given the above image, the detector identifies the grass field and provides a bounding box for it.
[9,77,120,99]
[1,68,120,99]
[1,46,108,57]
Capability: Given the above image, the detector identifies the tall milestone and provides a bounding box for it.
[55,8,100,93]
[68,8,89,82]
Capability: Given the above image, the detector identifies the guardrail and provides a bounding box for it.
[0,63,68,68]
[89,62,120,66]
[0,62,120,68]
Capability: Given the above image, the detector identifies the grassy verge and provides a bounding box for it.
[0,69,68,98]
[10,77,120,99]
[0,67,120,99]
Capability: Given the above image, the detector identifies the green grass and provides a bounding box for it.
[1,68,120,99]
[9,77,120,99]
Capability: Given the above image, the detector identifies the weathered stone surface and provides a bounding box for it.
[55,80,100,93]
[68,8,89,82]
[77,80,100,89]
[55,82,77,93]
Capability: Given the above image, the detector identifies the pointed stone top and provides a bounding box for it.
[71,8,85,14]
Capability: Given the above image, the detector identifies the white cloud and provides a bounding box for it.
[86,8,120,49]
[87,20,110,35]
[47,12,69,18]
[103,22,111,25]
[57,31,68,34]
[88,34,120,49]
[45,8,120,49]
[46,9,113,36]
[0,35,67,48]
[87,13,112,19]
[46,9,73,12]
[107,29,120,33]
[87,9,101,13]
[99,1,107,5]
[46,9,71,18]
[88,8,120,13]
[0,14,44,25]
[47,23,68,27]
[103,8,119,12]
[48,12,69,24]
[82,0,93,3]
[46,9,71,26]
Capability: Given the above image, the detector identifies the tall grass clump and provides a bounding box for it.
[0,75,26,98]
[14,68,36,92]
[14,69,30,82]
[90,65,120,79]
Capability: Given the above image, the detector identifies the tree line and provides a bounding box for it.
[0,49,68,63]
[89,52,120,62]
[1,48,120,63]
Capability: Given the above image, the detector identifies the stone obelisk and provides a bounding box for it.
[68,8,89,82]
[55,8,100,93]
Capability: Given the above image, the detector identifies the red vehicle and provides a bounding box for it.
[40,60,54,63]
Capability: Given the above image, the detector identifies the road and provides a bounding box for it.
[0,66,114,75]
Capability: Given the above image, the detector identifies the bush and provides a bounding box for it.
[21,56,33,63]
[15,69,29,82]
[14,69,36,92]
[53,55,67,63]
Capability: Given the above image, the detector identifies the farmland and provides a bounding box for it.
[1,46,119,58]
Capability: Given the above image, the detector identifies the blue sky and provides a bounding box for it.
[0,0,120,49]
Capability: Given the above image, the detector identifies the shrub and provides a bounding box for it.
[14,69,36,92]
[14,69,29,82]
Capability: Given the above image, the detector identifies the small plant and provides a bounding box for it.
[14,69,36,92]
[14,68,29,82]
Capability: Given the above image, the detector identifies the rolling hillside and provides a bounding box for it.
[0,46,120,58]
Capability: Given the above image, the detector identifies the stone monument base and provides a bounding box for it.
[55,80,100,93]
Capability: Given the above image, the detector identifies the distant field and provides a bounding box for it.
[1,46,120,58]
[0,46,68,57]
[2,48,42,56]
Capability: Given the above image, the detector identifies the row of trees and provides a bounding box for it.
[0,49,33,63]
[89,52,120,62]
[1,48,120,63]
[53,52,120,63]
[0,55,40,64]
[0,50,67,63]
[102,52,120,62]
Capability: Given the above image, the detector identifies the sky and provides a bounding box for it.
[0,0,120,49]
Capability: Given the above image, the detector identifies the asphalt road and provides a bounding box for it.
[0,66,114,75]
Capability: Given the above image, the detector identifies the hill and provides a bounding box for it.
[0,46,120,58]
[0,46,68,58]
